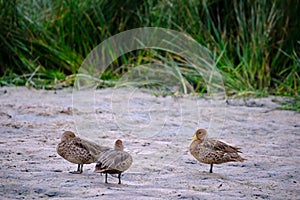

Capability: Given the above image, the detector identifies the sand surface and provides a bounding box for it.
[0,87,299,199]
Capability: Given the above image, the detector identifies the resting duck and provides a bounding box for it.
[94,139,133,184]
[189,128,246,173]
[56,131,110,174]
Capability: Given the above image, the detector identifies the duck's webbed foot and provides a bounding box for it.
[70,164,83,174]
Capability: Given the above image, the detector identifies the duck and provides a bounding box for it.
[94,139,133,184]
[56,131,111,174]
[189,128,246,173]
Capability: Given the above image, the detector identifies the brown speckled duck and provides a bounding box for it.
[189,128,246,173]
[56,131,111,174]
[94,139,133,184]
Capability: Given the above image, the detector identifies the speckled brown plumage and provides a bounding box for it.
[94,139,132,184]
[189,128,246,173]
[56,131,111,174]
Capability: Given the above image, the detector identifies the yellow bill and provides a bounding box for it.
[191,134,197,140]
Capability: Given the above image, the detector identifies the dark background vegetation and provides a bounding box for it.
[0,0,299,98]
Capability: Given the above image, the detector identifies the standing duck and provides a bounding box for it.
[189,128,246,173]
[94,139,133,184]
[56,131,111,174]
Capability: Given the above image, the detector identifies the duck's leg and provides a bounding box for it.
[105,173,108,183]
[70,164,83,174]
[209,164,213,173]
[79,164,83,173]
[118,173,121,184]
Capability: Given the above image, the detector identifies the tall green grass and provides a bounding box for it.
[0,0,299,95]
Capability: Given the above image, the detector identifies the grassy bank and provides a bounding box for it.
[0,0,299,97]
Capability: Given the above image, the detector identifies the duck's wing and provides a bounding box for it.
[97,150,133,172]
[74,138,110,156]
[69,138,92,156]
[204,139,242,153]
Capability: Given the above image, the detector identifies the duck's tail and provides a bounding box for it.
[237,156,247,162]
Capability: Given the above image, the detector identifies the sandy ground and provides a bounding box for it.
[0,86,299,199]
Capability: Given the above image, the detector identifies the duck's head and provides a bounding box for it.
[61,131,76,141]
[192,128,208,140]
[114,139,124,151]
